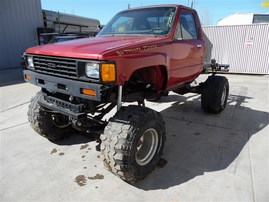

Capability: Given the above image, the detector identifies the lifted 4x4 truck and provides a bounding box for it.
[23,5,229,183]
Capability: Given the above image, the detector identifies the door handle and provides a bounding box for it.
[197,44,202,48]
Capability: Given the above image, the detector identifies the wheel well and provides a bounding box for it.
[129,66,167,91]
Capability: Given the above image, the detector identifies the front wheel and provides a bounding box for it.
[27,91,73,140]
[201,76,229,114]
[100,105,166,183]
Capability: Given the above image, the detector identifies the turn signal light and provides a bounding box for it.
[101,64,115,82]
[81,88,96,96]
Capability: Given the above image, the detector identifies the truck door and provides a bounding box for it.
[169,10,205,88]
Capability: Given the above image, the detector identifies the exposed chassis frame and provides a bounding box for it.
[37,59,229,138]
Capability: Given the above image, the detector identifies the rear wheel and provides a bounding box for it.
[201,76,229,114]
[100,105,166,183]
[146,93,162,102]
[28,91,73,140]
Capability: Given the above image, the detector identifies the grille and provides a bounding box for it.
[33,56,78,79]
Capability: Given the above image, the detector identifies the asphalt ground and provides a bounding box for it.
[0,73,268,201]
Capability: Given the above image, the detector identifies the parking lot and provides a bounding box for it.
[0,73,268,201]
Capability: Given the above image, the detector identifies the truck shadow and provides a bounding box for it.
[52,132,97,146]
[135,93,268,190]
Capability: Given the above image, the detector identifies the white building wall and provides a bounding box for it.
[0,0,43,69]
[203,24,269,74]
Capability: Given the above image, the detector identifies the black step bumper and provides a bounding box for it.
[38,94,87,119]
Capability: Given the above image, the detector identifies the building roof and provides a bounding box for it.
[218,12,269,25]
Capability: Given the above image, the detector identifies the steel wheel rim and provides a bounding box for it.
[136,128,159,166]
[221,85,227,106]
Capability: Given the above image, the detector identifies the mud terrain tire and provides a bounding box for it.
[28,91,73,140]
[201,76,229,114]
[100,105,166,183]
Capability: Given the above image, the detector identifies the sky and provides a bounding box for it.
[41,0,268,25]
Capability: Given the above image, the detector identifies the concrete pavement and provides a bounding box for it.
[0,74,268,201]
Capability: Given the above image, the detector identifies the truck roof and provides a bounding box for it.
[121,4,195,12]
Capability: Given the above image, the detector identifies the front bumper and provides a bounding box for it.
[24,70,104,101]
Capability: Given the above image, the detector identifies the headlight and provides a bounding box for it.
[27,56,34,69]
[85,63,99,78]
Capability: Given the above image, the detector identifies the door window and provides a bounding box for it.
[175,11,198,40]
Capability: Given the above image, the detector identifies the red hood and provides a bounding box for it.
[26,36,165,60]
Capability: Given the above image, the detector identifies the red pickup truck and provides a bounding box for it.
[23,4,229,183]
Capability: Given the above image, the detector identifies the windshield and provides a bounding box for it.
[98,6,177,36]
